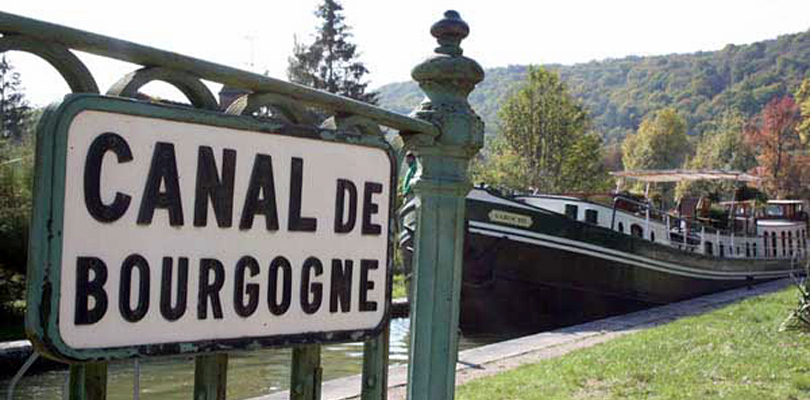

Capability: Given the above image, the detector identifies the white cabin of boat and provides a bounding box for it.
[508,169,809,260]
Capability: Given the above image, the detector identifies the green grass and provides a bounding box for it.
[457,286,810,400]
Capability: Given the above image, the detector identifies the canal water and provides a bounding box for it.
[1,318,505,399]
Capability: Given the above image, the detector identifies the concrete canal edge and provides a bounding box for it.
[251,278,795,400]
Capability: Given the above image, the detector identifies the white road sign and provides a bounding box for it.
[27,96,394,359]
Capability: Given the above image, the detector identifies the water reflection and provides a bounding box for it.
[1,318,505,400]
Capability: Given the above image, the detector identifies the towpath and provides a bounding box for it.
[254,278,794,400]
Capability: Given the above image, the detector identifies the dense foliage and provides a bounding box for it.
[378,29,810,142]
[676,110,757,199]
[622,108,690,172]
[620,109,690,201]
[0,56,33,276]
[471,67,609,193]
[744,96,805,198]
[287,0,378,104]
[0,134,33,276]
[0,56,29,141]
[797,78,810,144]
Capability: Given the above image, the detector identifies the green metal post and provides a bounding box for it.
[361,324,390,400]
[290,344,322,400]
[194,354,228,400]
[405,10,485,400]
[68,362,107,400]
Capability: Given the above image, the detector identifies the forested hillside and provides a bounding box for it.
[378,29,810,143]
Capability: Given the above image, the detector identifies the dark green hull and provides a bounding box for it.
[459,190,800,334]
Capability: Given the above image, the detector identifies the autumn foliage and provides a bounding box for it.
[744,96,805,198]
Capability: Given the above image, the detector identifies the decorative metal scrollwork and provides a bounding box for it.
[107,66,218,110]
[0,34,99,94]
[322,114,383,137]
[224,92,317,125]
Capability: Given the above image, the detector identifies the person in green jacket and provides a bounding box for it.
[401,152,418,196]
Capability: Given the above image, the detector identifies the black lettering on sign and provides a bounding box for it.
[329,259,353,313]
[119,254,150,323]
[160,257,188,321]
[75,257,108,325]
[362,182,383,235]
[137,142,184,226]
[239,154,279,231]
[300,256,323,314]
[334,179,357,233]
[83,132,133,223]
[288,157,317,232]
[234,256,260,317]
[194,146,236,228]
[359,259,378,312]
[268,256,292,315]
[198,258,225,320]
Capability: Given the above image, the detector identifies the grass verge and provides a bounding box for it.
[457,286,810,400]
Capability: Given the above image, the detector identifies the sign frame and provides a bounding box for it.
[25,94,395,362]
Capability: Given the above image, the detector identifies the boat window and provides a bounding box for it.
[565,204,578,220]
[618,222,624,233]
[585,209,598,224]
[705,242,713,255]
[766,205,784,217]
[631,224,643,238]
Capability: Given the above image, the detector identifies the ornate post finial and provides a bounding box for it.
[410,10,484,153]
[404,9,485,400]
[430,10,469,56]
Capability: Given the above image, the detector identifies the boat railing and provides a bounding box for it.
[609,194,787,258]
[488,188,805,260]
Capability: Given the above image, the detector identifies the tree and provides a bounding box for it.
[559,132,612,193]
[469,135,529,191]
[0,56,33,276]
[287,0,378,104]
[488,66,606,193]
[796,78,810,145]
[622,108,690,172]
[0,56,30,141]
[744,96,803,198]
[677,110,757,199]
[0,108,39,276]
[621,108,690,202]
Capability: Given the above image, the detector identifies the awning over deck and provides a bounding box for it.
[610,169,763,183]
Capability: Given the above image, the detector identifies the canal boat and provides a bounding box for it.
[401,170,807,334]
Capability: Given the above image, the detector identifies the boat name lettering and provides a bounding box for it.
[488,210,533,228]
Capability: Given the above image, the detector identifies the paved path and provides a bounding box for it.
[252,278,794,400]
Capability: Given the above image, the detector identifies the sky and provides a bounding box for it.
[3,0,810,106]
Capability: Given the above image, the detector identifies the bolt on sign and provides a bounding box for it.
[26,95,394,362]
